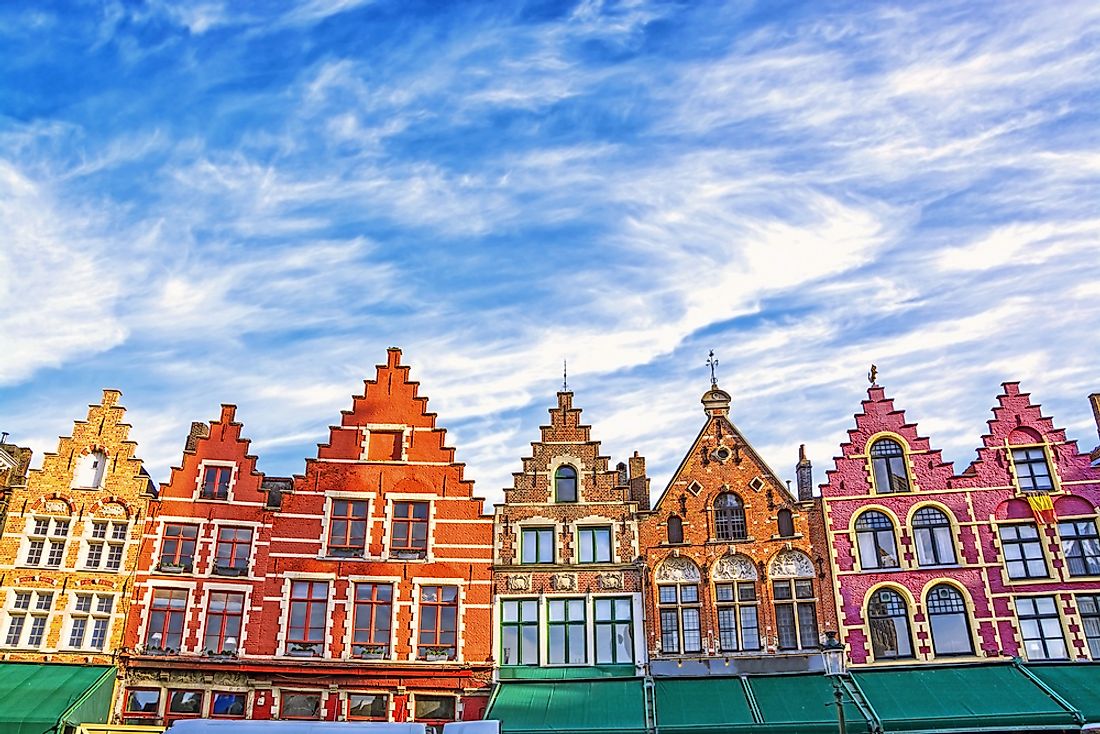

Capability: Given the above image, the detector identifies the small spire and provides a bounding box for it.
[867,364,878,387]
[562,360,568,392]
[707,350,719,388]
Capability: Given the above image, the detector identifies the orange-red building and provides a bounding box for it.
[638,379,837,675]
[118,349,494,729]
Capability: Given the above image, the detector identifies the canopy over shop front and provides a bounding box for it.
[485,678,649,734]
[1026,664,1100,725]
[0,663,116,734]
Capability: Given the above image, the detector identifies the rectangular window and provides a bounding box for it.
[286,581,328,657]
[548,598,587,664]
[1077,595,1100,658]
[204,591,245,654]
[1012,447,1054,491]
[146,588,188,651]
[25,540,44,566]
[68,618,88,648]
[211,691,247,718]
[106,543,124,570]
[167,690,203,718]
[348,693,389,720]
[520,527,554,564]
[90,618,110,649]
[123,689,161,723]
[658,584,701,654]
[1000,524,1048,579]
[6,591,53,648]
[774,579,818,650]
[327,501,368,557]
[91,522,107,539]
[417,585,458,660]
[68,593,113,649]
[500,599,539,666]
[1060,520,1100,577]
[1016,596,1067,660]
[352,583,392,658]
[46,540,65,567]
[594,597,634,664]
[716,582,760,652]
[578,526,613,564]
[160,524,198,571]
[414,695,456,724]
[391,501,429,556]
[280,691,321,720]
[86,543,104,568]
[201,465,232,500]
[214,527,253,574]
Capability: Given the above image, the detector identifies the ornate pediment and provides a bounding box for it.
[711,553,758,581]
[655,555,701,582]
[769,549,814,579]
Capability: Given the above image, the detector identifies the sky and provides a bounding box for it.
[1,0,1099,507]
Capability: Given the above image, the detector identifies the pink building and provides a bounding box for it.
[822,381,1100,666]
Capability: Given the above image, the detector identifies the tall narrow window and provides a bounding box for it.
[555,465,578,503]
[352,583,392,659]
[520,527,554,564]
[1012,447,1054,491]
[201,465,232,500]
[67,593,113,650]
[870,439,910,493]
[667,515,684,545]
[391,501,429,556]
[500,599,539,665]
[1059,520,1100,577]
[4,591,52,648]
[927,584,972,656]
[773,579,817,650]
[777,509,795,538]
[913,508,956,566]
[578,526,612,563]
[417,585,458,660]
[999,524,1048,579]
[658,584,702,654]
[594,598,634,664]
[868,588,913,659]
[25,517,69,568]
[716,582,760,652]
[855,511,899,569]
[146,588,188,651]
[1077,594,1100,658]
[286,581,328,657]
[1016,596,1067,660]
[214,527,252,575]
[160,524,198,571]
[327,500,368,557]
[548,598,586,664]
[204,591,244,654]
[86,521,126,571]
[714,493,747,541]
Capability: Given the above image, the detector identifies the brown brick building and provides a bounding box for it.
[492,391,650,677]
[638,380,837,675]
[0,437,32,534]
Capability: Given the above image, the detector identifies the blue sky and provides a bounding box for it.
[2,0,1099,505]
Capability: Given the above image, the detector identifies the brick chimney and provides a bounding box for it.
[628,451,650,510]
[184,421,210,453]
[796,444,813,501]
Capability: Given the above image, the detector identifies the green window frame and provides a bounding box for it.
[520,527,554,564]
[547,598,586,664]
[578,526,613,564]
[594,597,633,664]
[500,598,539,666]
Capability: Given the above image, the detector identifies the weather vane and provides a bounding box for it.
[868,364,878,387]
[563,360,568,392]
[707,350,719,388]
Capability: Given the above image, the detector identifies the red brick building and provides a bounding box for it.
[638,380,837,675]
[119,349,494,729]
[822,380,1100,666]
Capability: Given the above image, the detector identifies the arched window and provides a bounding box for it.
[714,493,747,541]
[667,515,684,545]
[777,509,795,538]
[868,588,913,659]
[912,507,956,566]
[927,584,973,656]
[855,511,899,569]
[554,465,578,503]
[72,451,107,489]
[870,439,910,493]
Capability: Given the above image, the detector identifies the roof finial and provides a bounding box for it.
[868,363,878,387]
[707,350,719,388]
[563,359,568,392]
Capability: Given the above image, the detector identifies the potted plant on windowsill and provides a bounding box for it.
[213,563,247,577]
[421,646,454,662]
[157,561,191,574]
[353,644,388,659]
[288,642,322,656]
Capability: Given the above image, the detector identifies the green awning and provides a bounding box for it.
[652,677,755,733]
[0,663,116,734]
[499,664,637,680]
[746,673,871,734]
[852,663,1080,733]
[486,678,648,734]
[1026,663,1100,723]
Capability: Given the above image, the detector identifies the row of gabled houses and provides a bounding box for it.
[1,348,1099,732]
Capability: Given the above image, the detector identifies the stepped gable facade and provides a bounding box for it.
[638,382,836,675]
[0,438,33,532]
[822,381,1100,666]
[0,389,153,664]
[493,391,649,676]
[119,404,281,724]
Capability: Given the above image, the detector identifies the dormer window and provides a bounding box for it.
[870,439,911,493]
[73,451,107,489]
[554,465,578,503]
[1012,447,1054,492]
[201,465,232,501]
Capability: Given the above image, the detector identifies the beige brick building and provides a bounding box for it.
[0,390,154,664]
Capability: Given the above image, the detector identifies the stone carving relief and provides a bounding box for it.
[769,549,815,579]
[711,553,758,581]
[596,572,624,590]
[44,499,69,515]
[655,555,701,582]
[99,502,126,518]
[505,574,531,591]
[550,573,577,591]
